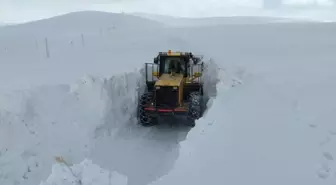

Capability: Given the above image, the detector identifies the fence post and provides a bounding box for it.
[81,34,85,47]
[45,38,50,58]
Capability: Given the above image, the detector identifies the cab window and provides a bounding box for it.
[164,57,184,73]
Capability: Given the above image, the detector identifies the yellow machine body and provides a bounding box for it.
[154,73,185,106]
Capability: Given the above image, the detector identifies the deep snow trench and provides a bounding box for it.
[0,58,229,185]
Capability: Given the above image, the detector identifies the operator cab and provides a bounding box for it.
[154,51,192,77]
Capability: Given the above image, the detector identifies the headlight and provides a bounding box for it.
[155,86,160,89]
[173,87,178,90]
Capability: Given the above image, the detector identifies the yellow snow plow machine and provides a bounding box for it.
[137,50,206,127]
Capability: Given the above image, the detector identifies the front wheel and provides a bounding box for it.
[185,118,196,127]
[186,92,202,127]
[138,92,157,127]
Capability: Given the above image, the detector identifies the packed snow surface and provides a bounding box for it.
[0,10,336,185]
[40,158,128,185]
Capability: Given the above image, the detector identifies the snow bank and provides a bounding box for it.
[0,69,144,185]
[150,63,314,185]
[150,51,336,185]
[92,69,145,136]
[40,158,127,185]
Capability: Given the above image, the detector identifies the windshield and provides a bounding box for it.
[163,57,185,73]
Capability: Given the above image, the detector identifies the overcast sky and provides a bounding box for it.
[0,0,335,23]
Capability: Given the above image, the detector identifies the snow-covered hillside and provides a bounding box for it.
[0,10,336,185]
[131,12,318,27]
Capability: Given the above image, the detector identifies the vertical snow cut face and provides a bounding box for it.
[93,69,145,136]
[0,69,143,185]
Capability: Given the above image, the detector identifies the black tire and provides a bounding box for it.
[186,119,196,127]
[138,92,157,127]
[186,91,203,127]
